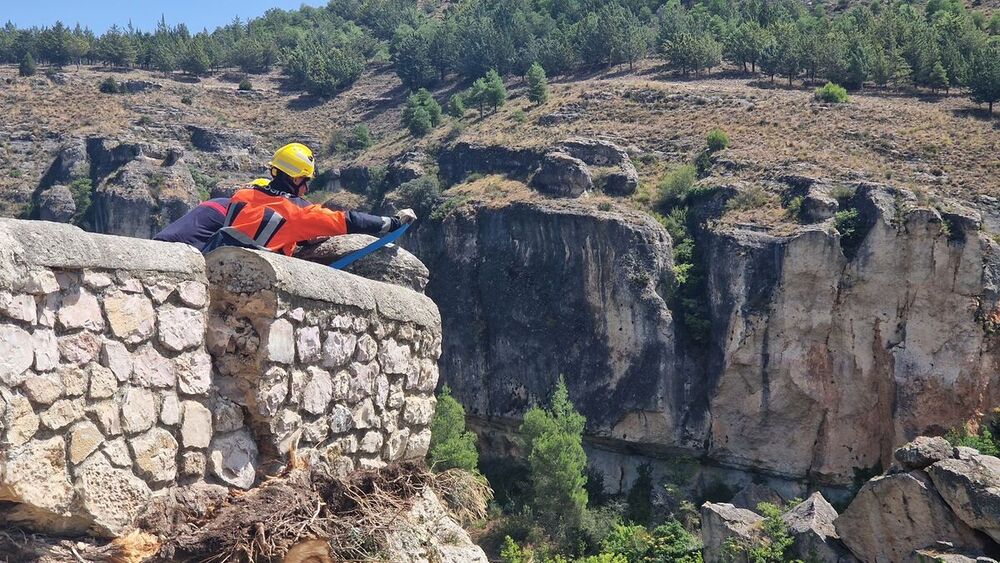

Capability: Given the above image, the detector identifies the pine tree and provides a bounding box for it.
[969,41,1000,114]
[428,386,479,472]
[483,69,507,112]
[402,88,442,136]
[446,93,466,118]
[181,41,210,75]
[391,24,437,89]
[19,52,36,77]
[525,62,548,105]
[930,60,949,93]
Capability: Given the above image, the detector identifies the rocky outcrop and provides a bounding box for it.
[701,502,763,563]
[36,185,75,222]
[531,152,593,197]
[782,493,856,562]
[557,137,639,196]
[384,488,489,562]
[186,125,256,153]
[437,141,545,186]
[295,234,430,293]
[92,155,199,238]
[927,453,1000,543]
[895,436,955,470]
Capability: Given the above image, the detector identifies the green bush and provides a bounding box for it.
[526,62,549,105]
[406,107,433,136]
[602,521,703,563]
[447,93,466,118]
[352,124,372,150]
[786,196,804,221]
[706,128,730,152]
[19,53,36,77]
[815,82,849,103]
[180,94,194,105]
[99,77,120,94]
[946,427,1000,456]
[655,164,697,208]
[725,186,775,212]
[513,109,527,123]
[394,176,441,219]
[402,88,442,137]
[834,208,866,258]
[238,78,253,91]
[68,178,92,226]
[625,464,653,525]
[722,503,794,563]
[428,385,479,472]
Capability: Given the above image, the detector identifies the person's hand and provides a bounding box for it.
[397,208,417,224]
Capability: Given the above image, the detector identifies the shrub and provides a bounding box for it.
[428,385,479,472]
[447,93,466,118]
[19,53,36,77]
[786,196,804,221]
[706,128,729,152]
[181,94,194,105]
[68,178,92,226]
[526,62,549,104]
[406,107,433,136]
[352,124,372,150]
[655,164,697,208]
[99,77,120,94]
[625,464,653,525]
[394,176,442,219]
[402,88,442,137]
[815,82,849,103]
[725,186,775,212]
[238,78,253,91]
[513,109,527,123]
[946,426,1000,456]
[602,521,703,562]
[722,503,793,563]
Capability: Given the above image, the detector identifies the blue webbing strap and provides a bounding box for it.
[329,223,411,270]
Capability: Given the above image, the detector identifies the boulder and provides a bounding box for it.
[74,464,152,537]
[437,141,545,185]
[530,151,593,198]
[39,137,88,187]
[895,436,955,471]
[295,234,430,293]
[834,472,988,562]
[388,150,429,186]
[701,502,763,563]
[557,137,638,195]
[0,437,76,531]
[782,492,857,562]
[926,453,1000,543]
[37,185,76,223]
[382,488,489,563]
[186,125,255,153]
[209,429,258,489]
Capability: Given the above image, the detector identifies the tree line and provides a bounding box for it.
[1,0,997,109]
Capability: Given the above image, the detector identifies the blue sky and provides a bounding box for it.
[2,1,325,33]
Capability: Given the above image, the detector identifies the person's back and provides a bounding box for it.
[153,198,230,251]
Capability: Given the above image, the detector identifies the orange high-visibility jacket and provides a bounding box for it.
[222,188,348,256]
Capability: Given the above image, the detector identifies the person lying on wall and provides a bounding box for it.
[154,142,415,255]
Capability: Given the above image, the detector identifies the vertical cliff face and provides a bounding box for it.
[411,182,1000,492]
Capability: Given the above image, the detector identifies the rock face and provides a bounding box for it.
[530,152,593,197]
[926,453,1000,543]
[701,502,763,563]
[36,185,76,223]
[383,488,489,563]
[437,141,545,185]
[895,436,955,470]
[782,493,857,562]
[557,137,639,195]
[0,218,446,539]
[92,154,199,238]
[295,234,430,292]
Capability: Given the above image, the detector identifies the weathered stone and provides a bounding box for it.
[58,331,101,365]
[37,292,59,327]
[404,428,432,459]
[181,401,213,449]
[146,281,175,304]
[22,373,64,405]
[256,366,288,417]
[23,269,59,295]
[3,391,39,446]
[357,457,386,470]
[531,151,593,198]
[121,387,157,434]
[835,472,987,562]
[348,362,377,404]
[270,409,302,455]
[31,329,59,372]
[88,400,122,436]
[355,334,378,363]
[100,340,133,382]
[382,488,490,563]
[176,351,212,395]
[88,365,117,399]
[379,339,411,376]
[0,437,74,523]
[329,404,354,434]
[104,293,156,344]
[384,428,410,461]
[302,366,333,415]
[0,325,34,385]
[160,393,181,426]
[213,397,244,432]
[729,482,784,511]
[403,396,435,426]
[296,325,321,363]
[927,454,1000,543]
[132,344,175,388]
[68,420,104,464]
[322,331,356,368]
[1,292,37,323]
[266,318,295,364]
[353,398,379,429]
[81,271,113,289]
[895,437,954,471]
[158,306,205,352]
[782,492,857,563]
[288,369,307,405]
[331,370,350,402]
[41,397,84,430]
[59,364,89,396]
[415,358,438,392]
[209,429,258,489]
[57,288,104,331]
[295,235,431,293]
[177,281,207,308]
[388,381,405,410]
[302,417,329,443]
[75,464,152,537]
[131,427,179,484]
[701,503,765,563]
[360,431,384,454]
[181,451,207,478]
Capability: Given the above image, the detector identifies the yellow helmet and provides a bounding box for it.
[269,143,316,180]
[249,178,270,187]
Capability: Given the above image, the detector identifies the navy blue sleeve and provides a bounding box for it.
[345,211,401,236]
[154,198,229,251]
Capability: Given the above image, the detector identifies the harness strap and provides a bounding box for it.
[330,224,410,270]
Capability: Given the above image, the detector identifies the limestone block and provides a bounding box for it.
[121,387,157,434]
[782,492,856,563]
[132,344,175,388]
[23,269,59,294]
[927,454,1000,543]
[357,458,386,470]
[266,318,295,364]
[100,340,133,382]
[88,365,117,399]
[59,365,89,396]
[58,331,101,365]
[88,400,122,436]
[1,292,37,323]
[288,369,307,405]
[22,373,64,405]
[332,369,350,402]
[270,409,302,455]
[2,391,39,446]
[347,362,377,404]
[37,292,59,327]
[302,366,333,415]
[355,334,378,363]
[387,381,405,410]
[176,351,212,395]
[41,397,84,430]
[103,438,132,467]
[213,397,244,432]
[0,325,34,386]
[329,404,354,434]
[181,451,207,478]
[160,393,181,426]
[158,306,205,352]
[131,427,179,484]
[31,329,59,372]
[374,373,390,409]
[379,338,411,376]
[181,401,213,449]
[701,503,765,563]
[1,437,75,519]
[302,417,329,443]
[104,293,156,344]
[352,398,378,429]
[57,288,104,331]
[403,396,436,426]
[69,420,104,464]
[404,428,432,459]
[416,358,438,392]
[146,281,175,304]
[209,428,258,489]
[178,281,207,308]
[333,434,358,455]
[74,464,152,537]
[895,437,954,471]
[360,430,384,454]
[256,366,288,417]
[322,331,357,368]
[296,325,321,363]
[384,428,410,461]
[81,271,112,289]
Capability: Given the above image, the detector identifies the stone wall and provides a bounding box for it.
[0,218,441,537]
